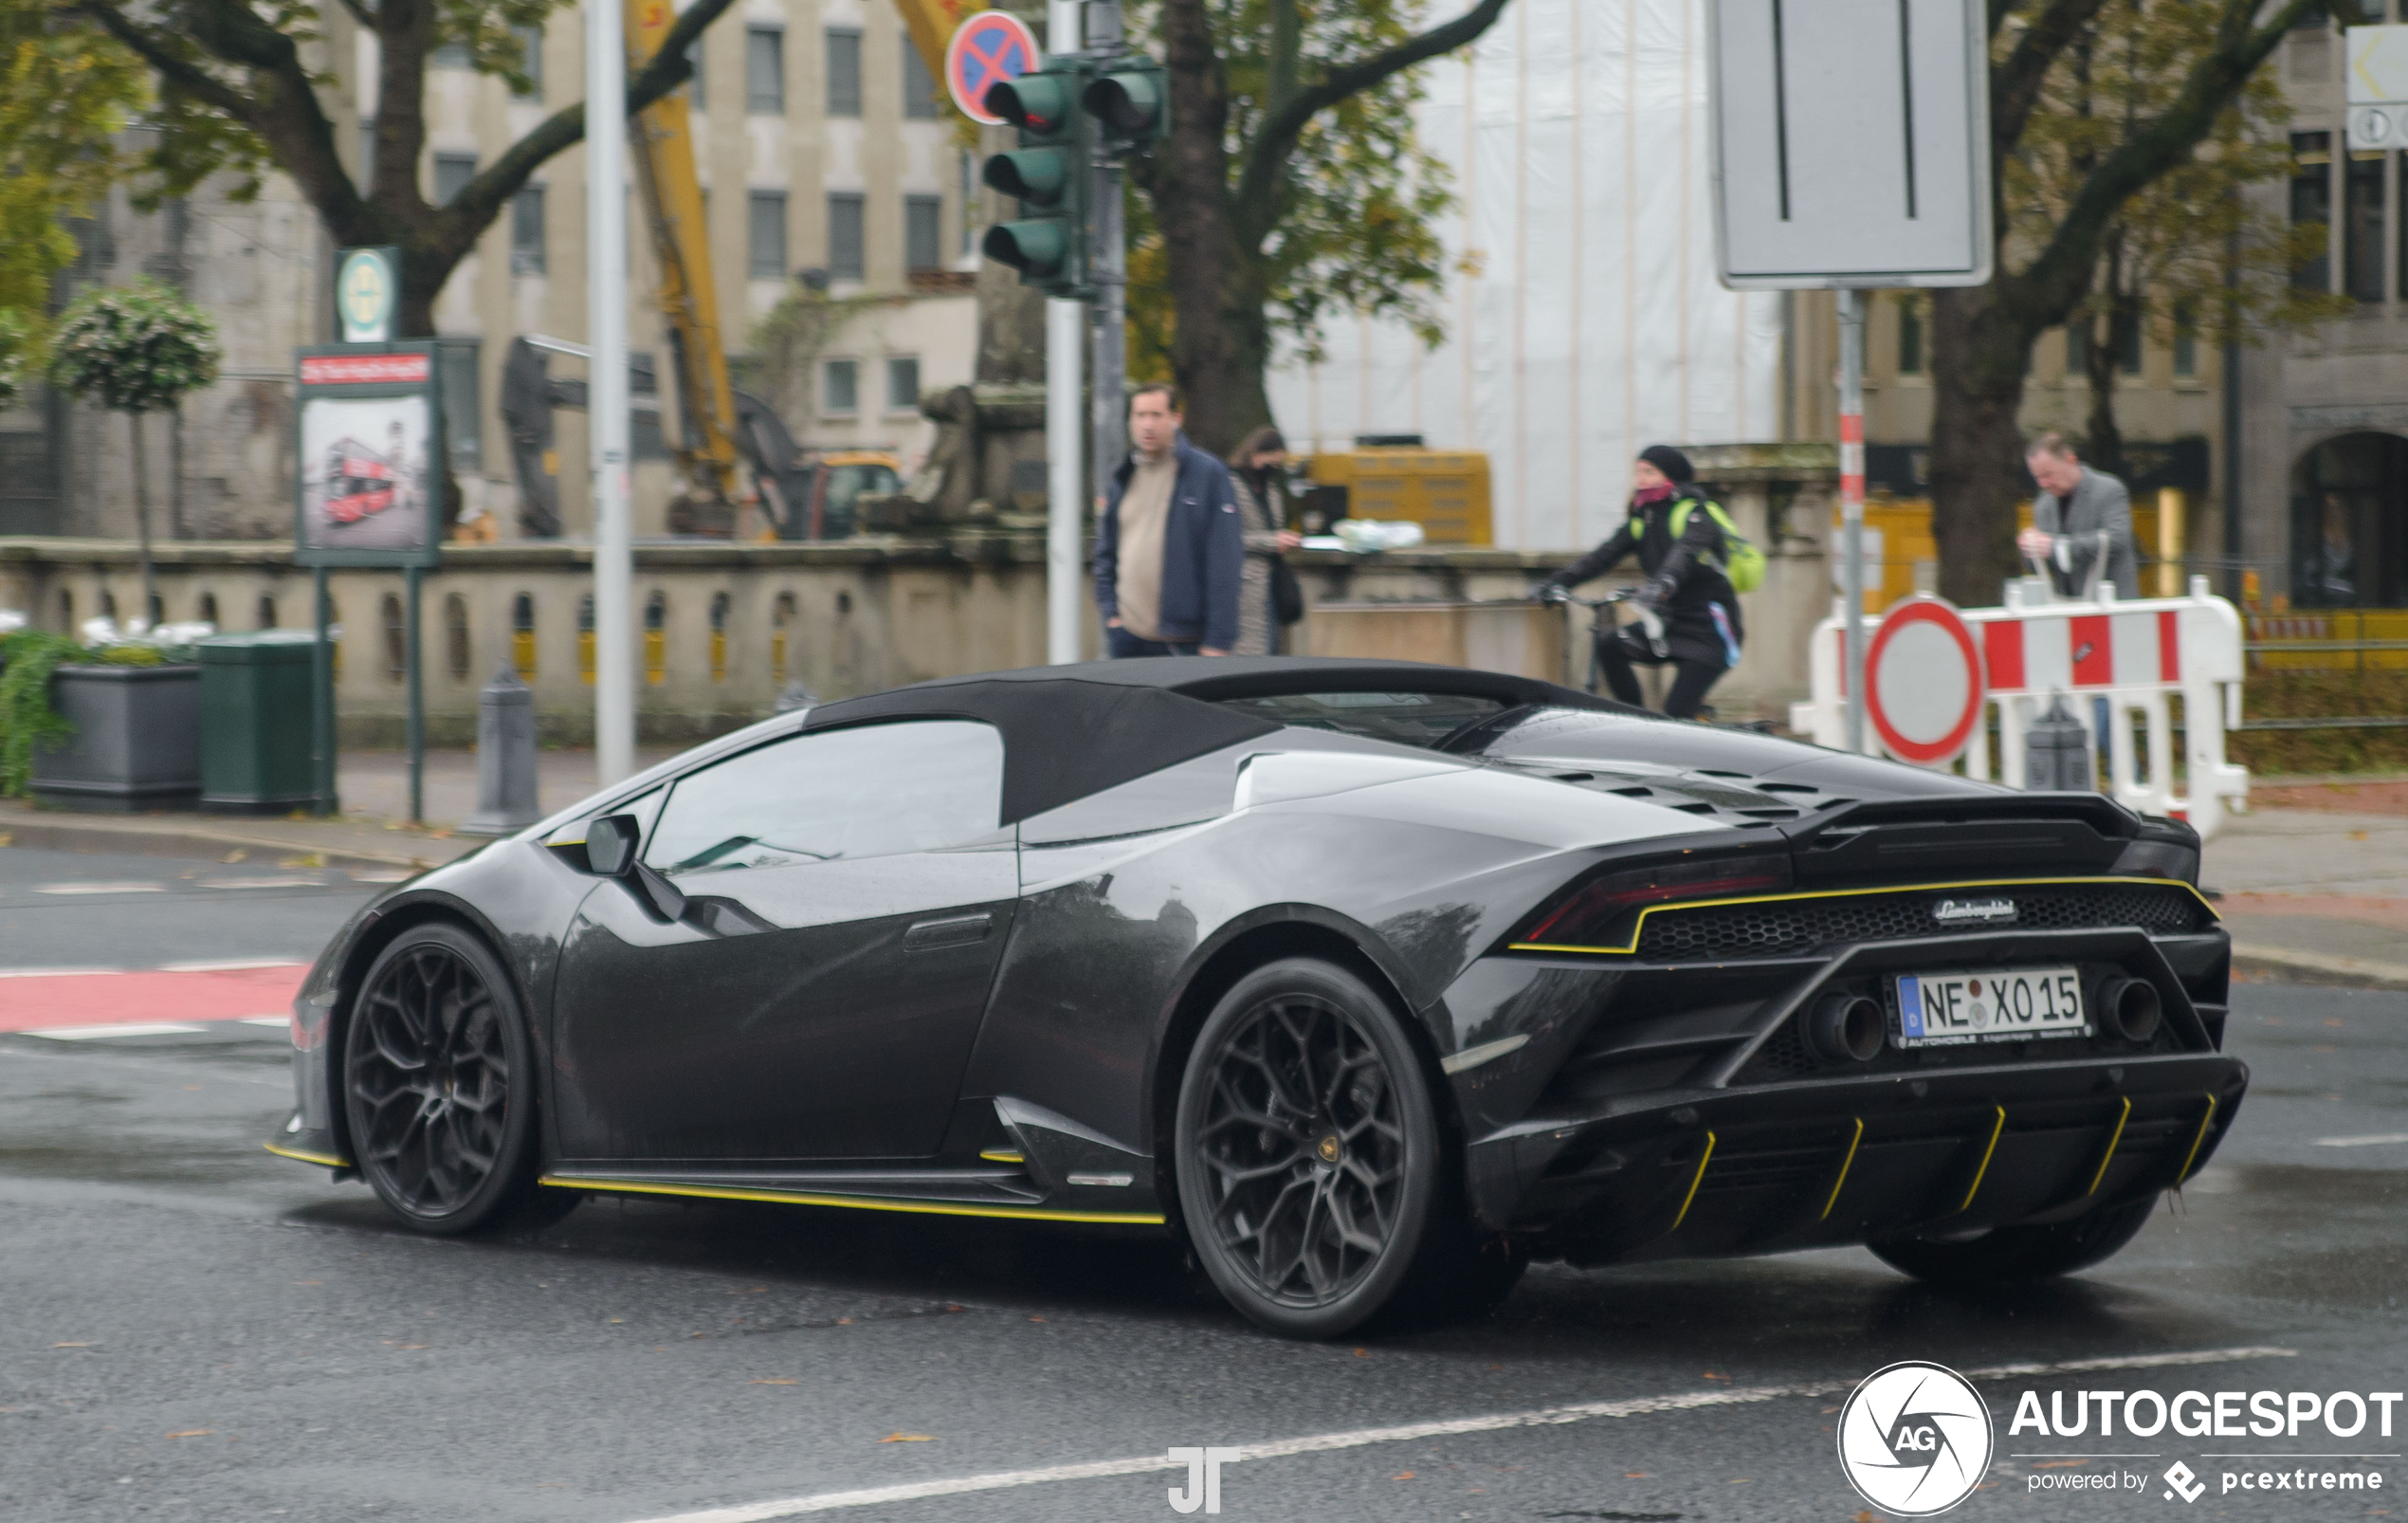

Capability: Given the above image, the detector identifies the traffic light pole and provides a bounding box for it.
[1045,0,1085,666]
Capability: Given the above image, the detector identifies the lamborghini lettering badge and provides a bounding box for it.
[1932,897,2017,925]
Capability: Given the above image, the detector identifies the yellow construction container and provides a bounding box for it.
[1304,445,1493,546]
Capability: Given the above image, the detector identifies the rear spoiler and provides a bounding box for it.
[1779,793,2142,885]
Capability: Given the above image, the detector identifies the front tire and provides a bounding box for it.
[1174,957,1509,1338]
[342,922,565,1236]
[1869,1195,2159,1289]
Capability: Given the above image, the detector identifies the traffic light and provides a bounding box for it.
[981,58,1091,298]
[1082,61,1167,147]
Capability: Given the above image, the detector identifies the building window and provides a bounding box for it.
[826,28,863,117]
[256,594,277,630]
[197,593,218,628]
[439,339,481,472]
[2172,302,2199,378]
[904,44,939,119]
[886,356,921,413]
[823,358,860,415]
[2293,130,2333,292]
[2346,148,2386,302]
[2111,304,2143,376]
[905,194,943,272]
[511,186,546,274]
[746,27,785,114]
[433,152,478,208]
[749,191,789,279]
[772,591,795,685]
[382,594,406,682]
[513,26,542,99]
[1896,297,1924,376]
[2065,320,2089,378]
[828,193,866,281]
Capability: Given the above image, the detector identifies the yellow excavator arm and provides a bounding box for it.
[619,0,966,533]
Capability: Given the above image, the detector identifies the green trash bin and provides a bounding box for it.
[198,630,320,814]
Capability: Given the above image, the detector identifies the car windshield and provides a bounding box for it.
[1215,690,1508,748]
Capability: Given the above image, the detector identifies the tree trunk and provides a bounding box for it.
[1156,0,1275,457]
[2081,306,2124,484]
[1926,285,2037,606]
[129,412,155,627]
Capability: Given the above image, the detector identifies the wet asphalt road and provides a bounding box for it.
[1,848,2403,1522]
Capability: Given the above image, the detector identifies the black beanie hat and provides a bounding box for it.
[1638,444,1694,485]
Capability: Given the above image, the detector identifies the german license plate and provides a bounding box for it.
[1895,967,2086,1047]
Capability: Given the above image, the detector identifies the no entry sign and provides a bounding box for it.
[1865,596,1985,766]
[946,9,1040,126]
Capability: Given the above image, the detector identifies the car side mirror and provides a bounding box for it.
[585,814,641,876]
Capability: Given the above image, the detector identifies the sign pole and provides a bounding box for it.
[1045,0,1085,666]
[588,0,634,786]
[1088,1,1128,500]
[405,563,425,823]
[1837,288,1868,756]
[311,567,337,816]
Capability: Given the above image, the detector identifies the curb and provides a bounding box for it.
[0,812,477,874]
[2230,941,2408,992]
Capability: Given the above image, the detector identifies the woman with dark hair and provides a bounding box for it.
[1534,444,1745,720]
[1227,426,1302,655]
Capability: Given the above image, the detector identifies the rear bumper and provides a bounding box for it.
[1465,1050,2245,1262]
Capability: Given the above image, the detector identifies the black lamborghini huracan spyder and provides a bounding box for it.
[268,658,2243,1336]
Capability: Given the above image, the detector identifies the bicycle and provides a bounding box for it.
[1534,585,1666,694]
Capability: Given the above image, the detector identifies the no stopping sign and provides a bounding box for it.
[1865,596,1985,766]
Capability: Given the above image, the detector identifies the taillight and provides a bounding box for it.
[1515,853,1792,947]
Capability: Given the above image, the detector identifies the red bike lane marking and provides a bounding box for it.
[0,965,307,1033]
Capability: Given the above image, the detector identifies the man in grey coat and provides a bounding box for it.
[2018,431,2138,598]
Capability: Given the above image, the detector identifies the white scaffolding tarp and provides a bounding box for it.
[1267,0,1785,552]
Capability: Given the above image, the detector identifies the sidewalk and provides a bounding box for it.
[3,755,2404,989]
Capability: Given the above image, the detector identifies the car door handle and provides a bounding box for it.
[904,912,993,951]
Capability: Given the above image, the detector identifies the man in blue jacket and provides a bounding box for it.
[1094,385,1245,656]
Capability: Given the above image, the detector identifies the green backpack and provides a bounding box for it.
[1669,494,1766,594]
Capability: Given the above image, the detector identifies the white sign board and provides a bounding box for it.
[2346,27,2408,150]
[1708,0,1993,288]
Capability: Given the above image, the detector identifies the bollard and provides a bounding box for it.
[2023,693,2094,793]
[460,659,541,835]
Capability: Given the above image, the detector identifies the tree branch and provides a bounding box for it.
[432,0,739,262]
[1231,0,1508,248]
[329,0,375,30]
[1992,0,2110,163]
[69,0,247,119]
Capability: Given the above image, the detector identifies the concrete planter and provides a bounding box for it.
[30,663,203,812]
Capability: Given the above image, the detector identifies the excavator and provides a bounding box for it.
[503,0,968,540]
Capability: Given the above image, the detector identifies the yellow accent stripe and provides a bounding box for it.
[1667,1131,1717,1234]
[1960,1106,2008,1213]
[1820,1117,1865,1222]
[2176,1093,2220,1183]
[2085,1096,2134,1197]
[977,1149,1026,1165]
[1508,875,2219,957]
[264,1141,351,1168]
[537,1174,1164,1225]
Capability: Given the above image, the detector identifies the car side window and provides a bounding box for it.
[644,720,1005,875]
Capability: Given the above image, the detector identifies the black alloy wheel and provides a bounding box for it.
[343,922,560,1235]
[1176,957,1512,1337]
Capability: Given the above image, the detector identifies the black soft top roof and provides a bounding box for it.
[801,657,1625,824]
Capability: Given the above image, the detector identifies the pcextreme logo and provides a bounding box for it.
[1837,1361,1997,1516]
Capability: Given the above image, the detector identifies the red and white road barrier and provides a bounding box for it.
[0,963,305,1037]
[1791,576,2251,840]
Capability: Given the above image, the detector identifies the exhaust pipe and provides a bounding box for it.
[1807,993,1887,1063]
[2097,976,2162,1043]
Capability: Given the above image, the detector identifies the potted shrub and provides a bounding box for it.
[2,623,211,811]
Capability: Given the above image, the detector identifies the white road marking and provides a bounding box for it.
[32,882,165,895]
[238,1017,291,1029]
[22,1023,207,1040]
[0,966,126,978]
[156,960,309,974]
[2315,1132,2408,1147]
[621,1346,2295,1523]
[198,877,326,890]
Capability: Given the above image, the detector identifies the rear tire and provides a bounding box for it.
[1173,957,1512,1338]
[342,923,567,1236]
[1868,1195,2159,1288]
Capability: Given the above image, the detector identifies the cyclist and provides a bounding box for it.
[1534,445,1744,720]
